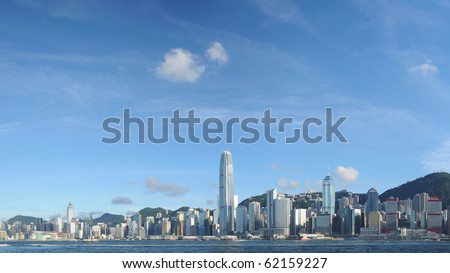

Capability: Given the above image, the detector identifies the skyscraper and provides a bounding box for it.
[267,188,277,230]
[67,202,73,233]
[248,201,261,233]
[427,196,443,234]
[219,151,234,236]
[385,197,398,233]
[322,174,335,215]
[236,205,248,234]
[366,188,379,220]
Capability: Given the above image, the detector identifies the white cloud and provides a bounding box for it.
[156,48,205,83]
[111,195,133,205]
[421,138,450,172]
[277,177,299,190]
[206,42,229,65]
[408,61,439,76]
[144,177,188,197]
[269,162,280,170]
[335,166,359,182]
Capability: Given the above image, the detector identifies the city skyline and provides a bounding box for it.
[2,1,450,221]
[2,165,448,240]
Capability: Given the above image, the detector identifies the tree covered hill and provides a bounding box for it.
[379,172,450,208]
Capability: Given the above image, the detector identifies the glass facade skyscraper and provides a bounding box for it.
[322,175,335,215]
[219,151,234,236]
[366,188,379,215]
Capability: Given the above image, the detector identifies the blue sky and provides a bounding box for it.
[1,0,450,221]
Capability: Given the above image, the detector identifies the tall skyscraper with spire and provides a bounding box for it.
[67,202,74,233]
[219,151,234,236]
[322,173,335,215]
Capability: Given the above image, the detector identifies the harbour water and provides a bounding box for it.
[1,239,450,253]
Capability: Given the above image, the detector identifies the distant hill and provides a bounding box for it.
[93,213,124,225]
[7,215,40,225]
[239,193,267,208]
[138,206,191,220]
[379,172,450,208]
[138,207,171,220]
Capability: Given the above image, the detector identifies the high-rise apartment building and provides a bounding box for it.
[385,197,398,233]
[219,151,235,236]
[427,196,442,234]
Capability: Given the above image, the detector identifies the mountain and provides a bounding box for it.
[93,213,124,225]
[239,193,267,208]
[7,215,41,225]
[379,172,450,208]
[138,207,171,220]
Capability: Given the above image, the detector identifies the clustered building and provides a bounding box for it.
[1,151,449,240]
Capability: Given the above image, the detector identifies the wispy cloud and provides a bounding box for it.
[335,166,360,182]
[144,177,188,197]
[421,138,450,172]
[206,42,229,65]
[155,48,205,83]
[125,210,136,216]
[408,61,439,76]
[277,177,299,190]
[111,196,133,205]
[302,180,322,191]
[254,0,310,29]
[206,199,214,206]
[207,182,218,191]
[15,0,90,20]
[269,162,300,173]
[77,211,103,220]
[0,123,21,134]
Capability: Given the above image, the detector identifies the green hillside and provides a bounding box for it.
[93,213,124,225]
[379,172,450,208]
[7,215,40,225]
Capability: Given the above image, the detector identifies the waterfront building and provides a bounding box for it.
[273,197,292,236]
[293,208,307,234]
[385,197,398,233]
[368,211,382,233]
[219,151,235,236]
[236,205,248,234]
[427,196,442,233]
[315,214,332,235]
[248,201,261,233]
